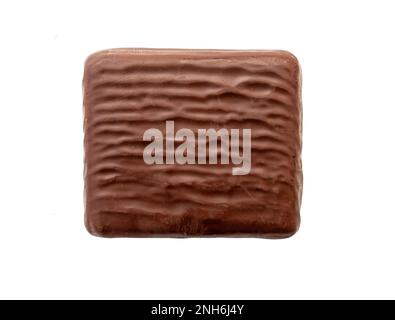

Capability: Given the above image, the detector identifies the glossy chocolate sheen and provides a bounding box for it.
[83,49,302,238]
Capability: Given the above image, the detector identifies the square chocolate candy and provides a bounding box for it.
[83,49,302,238]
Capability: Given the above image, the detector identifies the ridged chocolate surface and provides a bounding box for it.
[83,49,302,238]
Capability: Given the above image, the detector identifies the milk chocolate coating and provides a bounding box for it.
[83,49,302,238]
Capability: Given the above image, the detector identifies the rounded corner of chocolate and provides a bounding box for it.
[279,50,300,65]
[283,213,301,239]
[84,214,106,238]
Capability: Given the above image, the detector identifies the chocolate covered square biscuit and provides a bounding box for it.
[83,49,302,238]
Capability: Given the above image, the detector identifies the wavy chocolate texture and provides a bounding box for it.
[83,49,302,238]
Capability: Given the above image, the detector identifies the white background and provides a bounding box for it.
[0,0,394,300]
